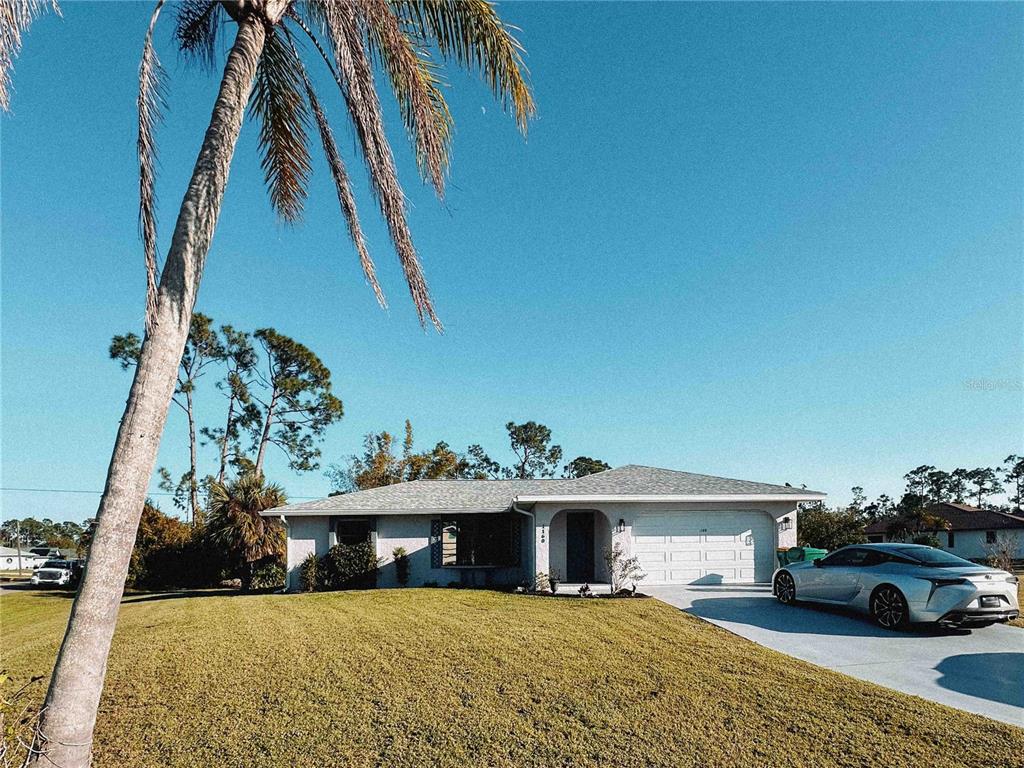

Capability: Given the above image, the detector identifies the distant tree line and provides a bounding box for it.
[326,419,610,493]
[1,518,91,554]
[798,455,1023,551]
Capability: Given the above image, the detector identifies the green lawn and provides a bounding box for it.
[2,589,1022,768]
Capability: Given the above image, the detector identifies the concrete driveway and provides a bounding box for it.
[649,585,1024,727]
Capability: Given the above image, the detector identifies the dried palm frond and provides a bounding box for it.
[392,0,534,132]
[297,49,386,308]
[317,0,439,329]
[362,0,451,196]
[139,0,167,334]
[0,0,60,112]
[173,0,222,71]
[250,25,312,224]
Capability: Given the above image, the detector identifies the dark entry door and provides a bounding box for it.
[566,512,594,582]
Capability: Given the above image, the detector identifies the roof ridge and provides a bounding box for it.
[597,463,809,491]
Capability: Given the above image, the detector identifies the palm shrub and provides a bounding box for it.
[206,474,286,591]
[392,546,410,586]
[298,552,320,592]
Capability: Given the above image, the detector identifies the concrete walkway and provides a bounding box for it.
[649,584,1024,727]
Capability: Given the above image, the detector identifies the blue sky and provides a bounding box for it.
[2,2,1021,523]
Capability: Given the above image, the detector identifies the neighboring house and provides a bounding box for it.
[864,502,1024,561]
[0,546,48,571]
[263,464,824,591]
[28,546,79,560]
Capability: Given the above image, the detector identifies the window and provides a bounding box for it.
[438,514,520,567]
[867,534,884,543]
[820,548,865,567]
[986,531,997,544]
[894,546,973,568]
[947,531,955,548]
[335,518,371,546]
[860,550,887,567]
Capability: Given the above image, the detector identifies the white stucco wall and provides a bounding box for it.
[533,500,800,586]
[284,513,532,589]
[285,501,803,590]
[285,516,331,591]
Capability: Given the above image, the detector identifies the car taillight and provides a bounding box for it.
[1008,575,1020,585]
[921,577,968,587]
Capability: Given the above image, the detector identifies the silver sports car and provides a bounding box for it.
[773,543,1020,629]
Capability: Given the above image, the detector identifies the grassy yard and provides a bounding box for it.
[2,589,1022,768]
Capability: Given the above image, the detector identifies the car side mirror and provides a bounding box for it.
[813,558,823,568]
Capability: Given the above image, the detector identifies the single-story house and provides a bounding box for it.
[864,502,1024,561]
[0,546,48,571]
[264,465,825,591]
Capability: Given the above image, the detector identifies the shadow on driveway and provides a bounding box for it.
[934,653,1024,709]
[685,595,966,638]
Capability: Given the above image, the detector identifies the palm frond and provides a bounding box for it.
[362,0,451,196]
[316,0,439,330]
[0,0,60,112]
[173,0,221,70]
[297,51,386,309]
[208,474,286,563]
[250,26,312,224]
[392,0,534,133]
[138,0,167,335]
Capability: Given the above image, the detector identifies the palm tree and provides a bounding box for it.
[0,0,60,111]
[16,2,533,765]
[207,474,287,590]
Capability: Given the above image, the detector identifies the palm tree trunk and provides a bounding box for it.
[29,18,266,768]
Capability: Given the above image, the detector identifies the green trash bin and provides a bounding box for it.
[776,547,828,568]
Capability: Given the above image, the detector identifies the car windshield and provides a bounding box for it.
[42,560,68,568]
[894,547,974,568]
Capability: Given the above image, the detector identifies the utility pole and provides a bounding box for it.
[15,518,22,573]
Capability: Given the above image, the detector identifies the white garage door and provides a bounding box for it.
[632,511,775,584]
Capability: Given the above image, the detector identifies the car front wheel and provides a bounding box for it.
[871,586,909,630]
[775,572,796,605]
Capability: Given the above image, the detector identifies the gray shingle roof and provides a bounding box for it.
[266,465,823,515]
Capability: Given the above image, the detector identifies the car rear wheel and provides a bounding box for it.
[871,585,909,630]
[775,572,796,605]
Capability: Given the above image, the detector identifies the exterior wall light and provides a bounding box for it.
[779,516,792,531]
[617,518,626,533]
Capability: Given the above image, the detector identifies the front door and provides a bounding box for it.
[566,512,594,582]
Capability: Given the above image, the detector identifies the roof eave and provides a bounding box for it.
[513,492,826,504]
[260,505,512,517]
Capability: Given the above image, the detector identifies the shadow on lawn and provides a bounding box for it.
[1,584,250,603]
